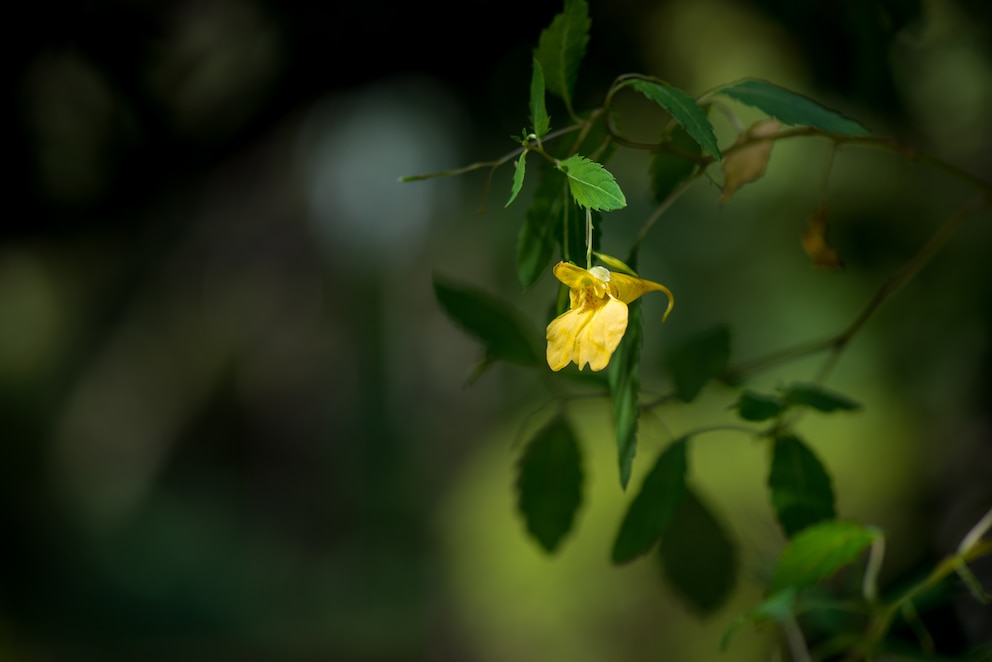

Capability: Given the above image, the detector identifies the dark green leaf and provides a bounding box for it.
[658,486,738,615]
[781,382,862,413]
[533,0,590,112]
[516,166,563,288]
[611,437,688,564]
[768,435,836,537]
[649,125,702,202]
[432,274,540,367]
[627,79,721,158]
[506,151,527,208]
[530,58,551,138]
[734,390,785,422]
[557,155,627,211]
[717,79,870,136]
[608,302,642,490]
[769,521,880,593]
[665,324,731,403]
[721,588,797,651]
[516,415,584,553]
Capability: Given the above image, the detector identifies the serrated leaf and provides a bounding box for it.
[433,274,540,367]
[666,324,731,403]
[717,79,870,136]
[611,437,688,564]
[557,155,627,211]
[721,119,781,205]
[506,151,527,208]
[734,390,785,422]
[533,0,590,112]
[769,520,880,593]
[627,79,721,159]
[768,435,836,537]
[516,414,584,553]
[721,588,797,651]
[530,58,551,138]
[658,486,738,615]
[516,166,563,288]
[650,125,702,203]
[608,302,642,490]
[781,382,862,413]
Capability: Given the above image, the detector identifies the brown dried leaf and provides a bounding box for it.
[801,203,844,269]
[720,119,781,205]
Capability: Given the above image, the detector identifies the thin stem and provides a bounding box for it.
[586,207,593,269]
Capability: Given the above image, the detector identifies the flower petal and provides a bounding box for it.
[577,296,628,371]
[546,307,591,371]
[553,262,609,299]
[609,272,675,321]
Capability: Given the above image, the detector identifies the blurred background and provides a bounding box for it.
[4,0,992,659]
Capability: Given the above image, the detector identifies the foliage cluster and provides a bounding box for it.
[406,1,992,658]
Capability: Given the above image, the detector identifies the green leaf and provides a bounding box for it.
[665,324,731,403]
[717,79,870,136]
[530,58,551,138]
[781,382,862,413]
[611,437,688,564]
[557,155,627,211]
[516,166,563,288]
[516,414,584,553]
[768,520,881,594]
[506,151,527,208]
[658,486,738,615]
[533,0,590,112]
[768,435,836,537]
[734,390,785,422]
[649,125,702,202]
[608,302,642,490]
[721,588,797,651]
[432,274,540,367]
[626,79,721,158]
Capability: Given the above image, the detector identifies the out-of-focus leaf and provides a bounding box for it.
[721,588,797,650]
[626,79,721,158]
[665,324,731,403]
[658,486,738,615]
[649,125,702,203]
[516,414,584,553]
[557,155,627,211]
[768,435,836,537]
[516,167,563,288]
[717,79,870,136]
[506,151,527,208]
[734,390,785,422]
[720,119,781,205]
[530,58,551,138]
[611,437,688,564]
[801,203,844,269]
[768,521,881,593]
[781,382,861,413]
[533,0,590,111]
[608,303,642,490]
[432,274,540,367]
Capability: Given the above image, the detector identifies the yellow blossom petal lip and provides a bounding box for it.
[546,261,674,372]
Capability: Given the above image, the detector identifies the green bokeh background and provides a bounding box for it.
[4,0,992,659]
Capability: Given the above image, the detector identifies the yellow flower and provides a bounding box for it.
[546,261,674,372]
